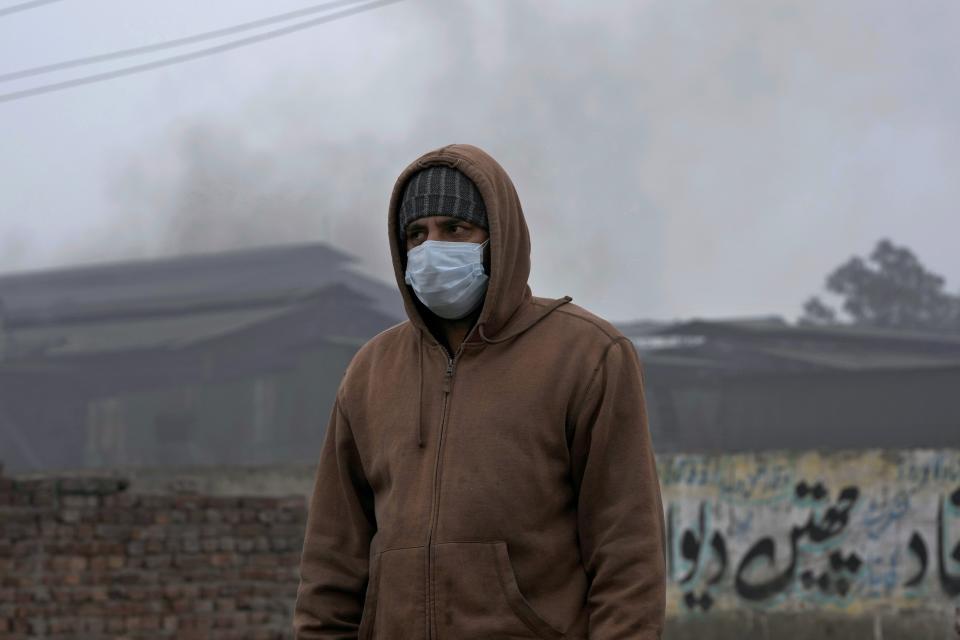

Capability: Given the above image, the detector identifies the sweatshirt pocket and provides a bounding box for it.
[434,540,566,640]
[360,546,426,640]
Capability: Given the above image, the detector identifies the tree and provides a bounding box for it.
[798,238,960,334]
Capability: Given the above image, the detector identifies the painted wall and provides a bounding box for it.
[662,449,960,619]
[13,448,959,633]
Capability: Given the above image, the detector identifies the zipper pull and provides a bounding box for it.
[442,358,454,393]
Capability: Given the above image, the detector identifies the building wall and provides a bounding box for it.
[3,450,959,638]
[107,449,960,624]
[82,341,358,470]
[0,466,304,639]
[661,449,960,619]
[647,366,960,453]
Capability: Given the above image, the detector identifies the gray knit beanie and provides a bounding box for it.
[398,166,488,241]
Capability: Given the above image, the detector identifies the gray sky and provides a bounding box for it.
[1,0,958,323]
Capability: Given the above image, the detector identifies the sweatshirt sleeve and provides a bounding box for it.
[569,337,666,640]
[294,394,377,639]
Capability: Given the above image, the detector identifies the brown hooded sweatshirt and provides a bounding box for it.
[294,144,666,639]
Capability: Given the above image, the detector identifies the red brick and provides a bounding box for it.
[0,471,308,638]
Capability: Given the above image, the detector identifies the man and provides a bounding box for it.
[294,143,666,639]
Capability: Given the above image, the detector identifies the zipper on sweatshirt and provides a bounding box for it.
[424,331,472,640]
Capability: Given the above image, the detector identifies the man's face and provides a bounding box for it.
[405,215,491,272]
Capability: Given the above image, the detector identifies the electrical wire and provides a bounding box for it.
[0,0,375,83]
[0,0,64,19]
[0,0,404,104]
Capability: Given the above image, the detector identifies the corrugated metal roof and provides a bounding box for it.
[661,317,960,348]
[755,344,960,371]
[0,241,408,364]
[0,241,403,325]
[680,315,791,330]
[5,305,295,358]
[620,315,960,374]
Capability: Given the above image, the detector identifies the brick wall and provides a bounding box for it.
[0,463,307,639]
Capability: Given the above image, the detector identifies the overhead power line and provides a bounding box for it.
[1,0,374,83]
[0,0,64,19]
[0,0,404,104]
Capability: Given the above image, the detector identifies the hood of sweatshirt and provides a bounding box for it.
[388,144,572,447]
[388,143,571,349]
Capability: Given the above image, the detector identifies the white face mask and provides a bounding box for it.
[404,239,490,320]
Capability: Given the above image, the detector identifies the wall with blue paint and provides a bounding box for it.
[661,449,960,619]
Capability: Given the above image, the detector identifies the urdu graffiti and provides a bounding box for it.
[658,450,960,617]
